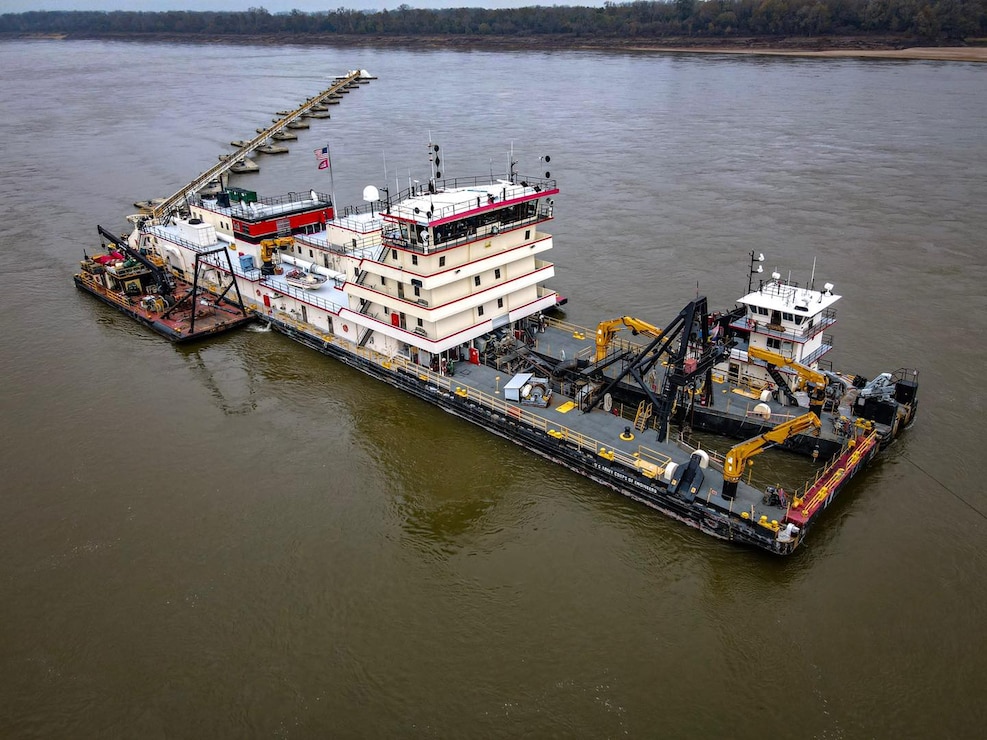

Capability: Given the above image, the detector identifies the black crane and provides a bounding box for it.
[584,297,732,443]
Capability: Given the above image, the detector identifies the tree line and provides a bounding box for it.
[1,1,984,43]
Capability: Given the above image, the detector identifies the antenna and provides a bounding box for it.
[810,256,817,291]
[747,251,764,294]
[427,139,440,184]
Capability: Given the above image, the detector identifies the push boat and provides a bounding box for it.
[77,70,918,555]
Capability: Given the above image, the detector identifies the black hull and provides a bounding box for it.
[267,316,814,555]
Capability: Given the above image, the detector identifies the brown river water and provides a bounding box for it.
[1,39,985,738]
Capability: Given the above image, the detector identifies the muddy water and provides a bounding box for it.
[1,40,985,737]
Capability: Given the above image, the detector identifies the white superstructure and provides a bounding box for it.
[133,165,560,371]
[719,275,840,391]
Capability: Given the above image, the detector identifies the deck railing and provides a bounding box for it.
[269,311,673,474]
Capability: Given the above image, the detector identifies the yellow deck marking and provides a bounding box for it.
[556,401,576,413]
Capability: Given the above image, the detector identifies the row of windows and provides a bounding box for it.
[476,298,505,317]
[750,305,805,324]
[475,268,502,287]
[391,249,447,269]
[382,267,504,290]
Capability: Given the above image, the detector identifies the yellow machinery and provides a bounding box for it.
[259,236,293,275]
[747,346,828,413]
[595,316,664,362]
[721,412,822,500]
[748,346,826,389]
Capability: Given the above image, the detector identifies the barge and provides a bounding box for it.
[78,71,918,554]
[74,225,253,342]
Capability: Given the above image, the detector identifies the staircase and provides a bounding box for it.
[765,364,799,406]
[634,400,653,432]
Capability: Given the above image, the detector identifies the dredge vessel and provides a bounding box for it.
[76,70,917,554]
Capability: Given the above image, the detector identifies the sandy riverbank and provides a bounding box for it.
[631,45,987,62]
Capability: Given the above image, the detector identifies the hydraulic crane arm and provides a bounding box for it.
[595,316,664,362]
[721,412,822,499]
[748,346,827,389]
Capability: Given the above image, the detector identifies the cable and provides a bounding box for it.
[903,455,987,522]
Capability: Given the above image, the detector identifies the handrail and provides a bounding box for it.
[272,333,675,474]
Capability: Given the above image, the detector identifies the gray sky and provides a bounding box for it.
[1,1,583,11]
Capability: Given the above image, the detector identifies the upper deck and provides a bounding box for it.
[740,279,840,319]
[192,190,335,243]
[381,174,558,255]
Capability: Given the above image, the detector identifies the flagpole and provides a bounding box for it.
[327,141,336,218]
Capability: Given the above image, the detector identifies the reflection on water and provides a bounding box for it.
[177,344,259,416]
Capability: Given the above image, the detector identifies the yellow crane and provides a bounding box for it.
[747,346,826,388]
[721,412,822,500]
[259,236,293,275]
[747,346,829,414]
[595,316,664,362]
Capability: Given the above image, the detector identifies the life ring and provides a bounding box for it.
[342,324,348,332]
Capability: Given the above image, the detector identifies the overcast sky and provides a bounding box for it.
[1,1,589,12]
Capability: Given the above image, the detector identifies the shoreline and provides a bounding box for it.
[6,32,987,62]
[631,45,987,62]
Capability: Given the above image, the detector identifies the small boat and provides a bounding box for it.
[284,266,328,290]
[230,139,250,147]
[286,119,310,130]
[303,111,331,119]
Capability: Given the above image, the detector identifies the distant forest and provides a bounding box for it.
[1,1,985,44]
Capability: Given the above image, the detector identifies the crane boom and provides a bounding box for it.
[747,346,827,389]
[721,412,822,500]
[595,316,664,362]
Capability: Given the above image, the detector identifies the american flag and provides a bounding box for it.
[314,145,331,170]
